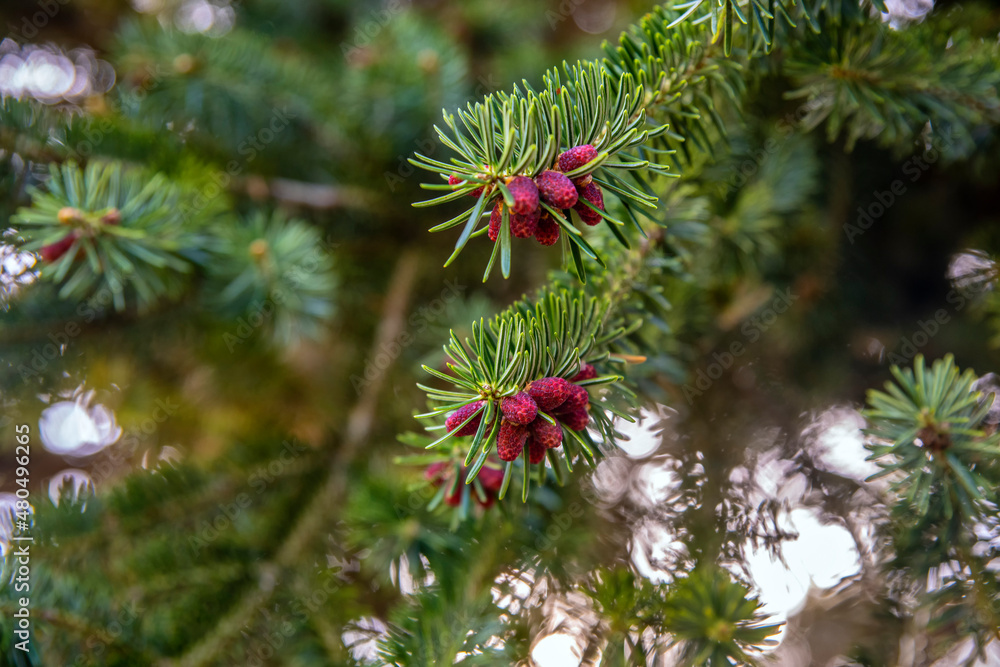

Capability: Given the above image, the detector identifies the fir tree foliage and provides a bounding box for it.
[411,61,672,279]
[864,354,1000,525]
[586,566,779,666]
[205,210,337,347]
[863,355,1000,661]
[2,0,1000,665]
[416,288,635,501]
[11,161,200,312]
[413,0,1000,279]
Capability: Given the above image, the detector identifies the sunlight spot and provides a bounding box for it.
[532,633,582,667]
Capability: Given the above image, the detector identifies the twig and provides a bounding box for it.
[167,250,421,667]
[247,177,374,211]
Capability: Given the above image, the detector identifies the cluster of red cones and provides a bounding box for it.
[425,462,504,508]
[448,144,606,247]
[443,363,598,465]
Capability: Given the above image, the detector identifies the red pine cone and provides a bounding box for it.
[527,376,572,411]
[531,418,563,449]
[477,466,505,493]
[558,408,590,432]
[489,202,502,242]
[510,208,540,239]
[424,462,463,506]
[39,233,77,263]
[535,170,579,209]
[500,391,538,425]
[570,363,597,382]
[424,461,449,484]
[446,401,484,436]
[527,435,546,464]
[497,420,529,461]
[557,144,598,173]
[573,182,605,226]
[449,173,485,198]
[557,384,589,414]
[534,212,560,246]
[506,176,540,215]
[426,463,505,508]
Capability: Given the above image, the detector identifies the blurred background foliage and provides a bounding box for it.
[0,0,998,665]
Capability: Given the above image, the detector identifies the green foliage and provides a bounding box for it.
[864,354,1000,524]
[205,211,338,346]
[411,61,671,277]
[657,568,780,665]
[11,161,203,312]
[375,584,512,666]
[667,0,879,57]
[7,162,337,346]
[707,131,820,280]
[602,4,746,165]
[416,288,636,500]
[784,20,1000,152]
[4,0,1000,665]
[0,437,332,665]
[864,355,1000,659]
[586,566,780,665]
[113,21,324,158]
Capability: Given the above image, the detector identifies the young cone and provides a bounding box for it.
[446,401,485,436]
[39,234,78,263]
[506,176,540,215]
[557,384,589,413]
[501,392,538,425]
[573,182,604,226]
[448,173,485,198]
[557,144,598,173]
[510,209,540,239]
[488,202,502,242]
[558,408,590,432]
[497,420,529,461]
[527,435,546,464]
[570,363,597,382]
[531,418,563,449]
[477,466,505,493]
[535,170,578,209]
[534,212,560,246]
[527,377,572,411]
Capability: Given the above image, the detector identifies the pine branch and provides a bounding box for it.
[410,2,740,276]
[411,1,1000,279]
[864,354,1000,525]
[410,287,636,503]
[785,20,1000,151]
[10,161,204,312]
[112,21,331,158]
[204,210,338,346]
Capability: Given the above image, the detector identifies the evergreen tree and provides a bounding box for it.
[0,0,999,665]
